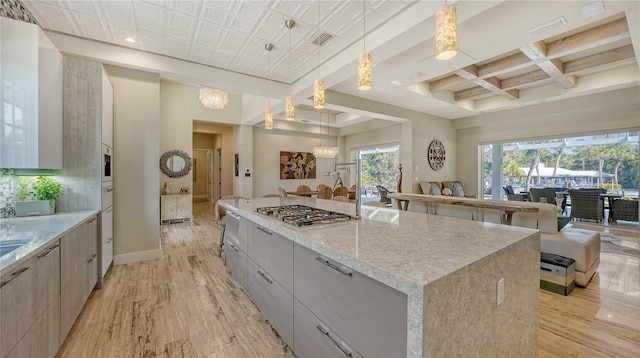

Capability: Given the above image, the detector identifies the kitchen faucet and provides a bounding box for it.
[334,159,361,219]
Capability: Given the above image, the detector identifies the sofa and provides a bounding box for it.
[409,193,600,287]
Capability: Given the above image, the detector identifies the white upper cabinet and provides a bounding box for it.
[101,66,113,148]
[0,18,62,169]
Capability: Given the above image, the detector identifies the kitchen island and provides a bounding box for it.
[220,197,540,358]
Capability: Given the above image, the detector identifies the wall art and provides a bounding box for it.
[280,151,316,179]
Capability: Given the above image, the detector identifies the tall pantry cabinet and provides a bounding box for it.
[58,57,114,288]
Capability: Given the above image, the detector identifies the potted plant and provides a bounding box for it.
[16,176,63,216]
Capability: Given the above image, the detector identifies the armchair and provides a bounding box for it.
[376,185,394,204]
[529,188,557,203]
[568,189,604,222]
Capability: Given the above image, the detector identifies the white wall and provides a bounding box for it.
[456,87,640,197]
[253,126,338,197]
[160,80,242,196]
[105,65,162,264]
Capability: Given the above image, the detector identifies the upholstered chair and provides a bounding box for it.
[215,195,248,257]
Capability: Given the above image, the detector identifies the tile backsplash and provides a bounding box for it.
[0,174,16,218]
[0,0,37,23]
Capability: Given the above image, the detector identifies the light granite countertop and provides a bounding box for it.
[220,196,539,295]
[0,211,98,274]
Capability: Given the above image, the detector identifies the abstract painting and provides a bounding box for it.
[280,151,316,179]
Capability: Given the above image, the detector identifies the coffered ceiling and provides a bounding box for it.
[21,0,640,127]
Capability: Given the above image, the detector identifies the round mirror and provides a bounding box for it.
[160,150,192,178]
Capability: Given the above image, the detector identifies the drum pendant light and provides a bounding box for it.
[285,19,295,120]
[435,2,458,60]
[264,43,274,129]
[357,0,372,90]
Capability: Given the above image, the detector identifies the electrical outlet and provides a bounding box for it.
[497,278,505,306]
[415,176,419,181]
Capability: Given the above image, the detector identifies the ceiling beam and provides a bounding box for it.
[563,44,635,74]
[501,69,550,90]
[520,42,576,88]
[429,74,468,92]
[546,18,630,58]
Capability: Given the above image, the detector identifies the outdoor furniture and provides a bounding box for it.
[504,185,528,201]
[376,185,393,204]
[568,189,604,222]
[611,198,639,222]
[529,188,557,204]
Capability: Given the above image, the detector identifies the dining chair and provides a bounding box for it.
[348,184,357,200]
[296,184,311,193]
[215,195,248,257]
[316,184,329,191]
[331,196,350,202]
[333,186,348,198]
[278,187,288,198]
[317,186,332,199]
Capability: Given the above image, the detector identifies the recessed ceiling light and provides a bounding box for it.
[125,37,136,43]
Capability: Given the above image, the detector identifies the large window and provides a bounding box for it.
[481,132,639,200]
[350,144,399,199]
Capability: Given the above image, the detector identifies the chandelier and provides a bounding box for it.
[199,87,228,109]
[312,111,338,159]
[435,3,458,60]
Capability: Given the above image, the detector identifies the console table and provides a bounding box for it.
[160,194,192,224]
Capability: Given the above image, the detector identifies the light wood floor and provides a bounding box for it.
[57,202,639,357]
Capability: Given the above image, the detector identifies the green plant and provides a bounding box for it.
[17,176,63,207]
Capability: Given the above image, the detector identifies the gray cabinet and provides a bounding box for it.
[293,299,362,358]
[294,243,407,358]
[0,261,36,358]
[247,258,294,347]
[248,222,293,293]
[225,236,248,290]
[0,17,62,169]
[60,216,98,339]
[30,296,61,358]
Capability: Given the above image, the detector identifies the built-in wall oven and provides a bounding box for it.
[102,144,113,182]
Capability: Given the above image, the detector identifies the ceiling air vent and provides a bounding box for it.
[312,32,334,46]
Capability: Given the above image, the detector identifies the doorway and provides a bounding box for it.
[192,148,213,202]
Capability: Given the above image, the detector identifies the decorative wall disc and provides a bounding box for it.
[427,140,445,171]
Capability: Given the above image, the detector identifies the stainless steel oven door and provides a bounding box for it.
[102,182,113,210]
[102,144,113,181]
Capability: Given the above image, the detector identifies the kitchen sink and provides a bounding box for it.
[0,239,33,257]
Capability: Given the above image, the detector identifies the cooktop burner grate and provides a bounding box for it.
[256,205,353,227]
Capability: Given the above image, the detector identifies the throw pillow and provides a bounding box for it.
[442,188,453,196]
[452,182,465,197]
[429,182,441,195]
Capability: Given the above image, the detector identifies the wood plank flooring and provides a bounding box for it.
[57,202,639,357]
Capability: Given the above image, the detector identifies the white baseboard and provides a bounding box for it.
[114,248,163,265]
[193,195,208,199]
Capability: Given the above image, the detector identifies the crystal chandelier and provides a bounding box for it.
[265,43,274,129]
[357,0,372,90]
[312,111,338,159]
[199,87,228,109]
[435,3,458,60]
[285,20,295,120]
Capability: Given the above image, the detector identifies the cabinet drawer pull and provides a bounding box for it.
[105,238,113,244]
[87,253,98,263]
[87,217,97,223]
[315,256,353,277]
[0,267,30,289]
[105,187,115,193]
[37,243,60,258]
[315,324,353,357]
[257,269,273,284]
[256,226,272,235]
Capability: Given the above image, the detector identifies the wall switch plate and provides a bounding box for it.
[414,165,419,171]
[415,176,419,181]
[497,278,505,306]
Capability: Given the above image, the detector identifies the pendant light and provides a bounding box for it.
[312,110,338,159]
[285,19,295,120]
[357,0,372,90]
[199,87,229,109]
[313,1,325,109]
[435,2,458,60]
[264,43,274,129]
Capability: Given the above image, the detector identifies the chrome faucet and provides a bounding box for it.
[334,159,361,219]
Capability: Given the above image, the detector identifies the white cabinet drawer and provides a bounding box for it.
[248,223,293,293]
[294,243,407,358]
[224,210,247,253]
[225,237,247,290]
[293,299,363,358]
[247,258,293,347]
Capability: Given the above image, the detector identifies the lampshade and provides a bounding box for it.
[435,4,458,60]
[357,52,373,90]
[285,96,295,120]
[264,108,273,129]
[199,87,228,109]
[313,80,325,109]
[312,145,338,159]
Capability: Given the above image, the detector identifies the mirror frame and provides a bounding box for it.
[160,149,192,178]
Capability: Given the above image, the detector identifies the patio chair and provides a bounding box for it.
[568,189,604,222]
[376,185,394,205]
[611,198,639,222]
[529,188,557,204]
[503,185,526,201]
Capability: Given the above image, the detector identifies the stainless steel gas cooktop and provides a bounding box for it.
[256,205,353,227]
